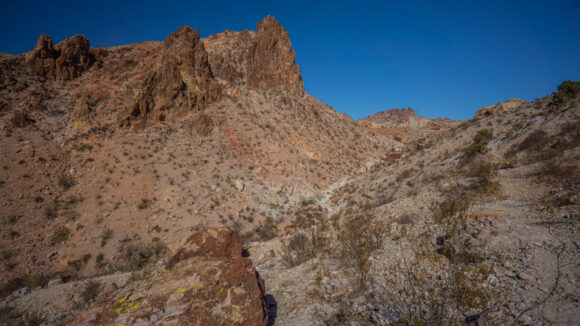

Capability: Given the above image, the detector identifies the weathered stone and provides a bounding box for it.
[27,34,93,81]
[129,26,221,124]
[246,16,304,95]
[63,228,268,326]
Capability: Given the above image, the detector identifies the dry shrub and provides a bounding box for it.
[121,238,168,271]
[81,280,101,303]
[51,226,71,245]
[282,222,329,268]
[57,173,75,190]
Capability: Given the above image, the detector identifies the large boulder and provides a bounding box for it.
[61,228,268,326]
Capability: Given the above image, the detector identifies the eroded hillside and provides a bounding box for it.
[0,14,578,326]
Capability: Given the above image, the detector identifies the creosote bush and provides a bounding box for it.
[551,80,580,108]
[51,226,71,245]
[121,237,168,271]
[465,129,493,157]
[57,174,75,190]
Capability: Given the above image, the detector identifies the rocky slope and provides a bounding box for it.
[245,84,579,324]
[0,16,397,325]
[0,15,393,295]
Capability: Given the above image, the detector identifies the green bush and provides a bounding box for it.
[551,80,580,107]
[466,129,493,157]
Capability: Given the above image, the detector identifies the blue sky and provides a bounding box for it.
[1,1,579,120]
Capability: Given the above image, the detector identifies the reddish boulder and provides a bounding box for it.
[63,228,269,326]
[246,16,304,95]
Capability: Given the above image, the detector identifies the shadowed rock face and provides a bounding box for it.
[246,16,304,95]
[129,26,222,124]
[64,228,268,326]
[27,34,93,81]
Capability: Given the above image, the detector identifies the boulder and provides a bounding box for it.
[63,228,268,326]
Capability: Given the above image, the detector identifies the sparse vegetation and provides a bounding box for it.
[465,128,493,157]
[81,280,101,303]
[57,173,75,190]
[51,226,71,245]
[551,80,580,108]
[121,238,168,271]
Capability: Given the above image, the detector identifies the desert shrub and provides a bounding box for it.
[510,130,548,156]
[396,168,416,181]
[551,80,580,107]
[540,160,578,187]
[51,226,71,245]
[466,161,501,196]
[45,203,58,219]
[121,238,167,271]
[57,174,75,190]
[101,229,113,247]
[137,198,150,209]
[251,216,278,241]
[0,277,25,299]
[333,213,386,290]
[465,129,493,157]
[556,120,580,150]
[282,224,329,268]
[81,280,101,303]
[24,273,50,288]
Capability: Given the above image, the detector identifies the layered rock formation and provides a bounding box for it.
[246,16,304,95]
[27,34,93,81]
[130,26,221,123]
[359,107,461,142]
[474,98,527,119]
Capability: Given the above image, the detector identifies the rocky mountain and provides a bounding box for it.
[359,107,461,143]
[1,14,579,326]
[0,16,393,325]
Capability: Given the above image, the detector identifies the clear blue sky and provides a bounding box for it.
[1,1,579,120]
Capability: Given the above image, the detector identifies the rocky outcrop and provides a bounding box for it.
[246,16,304,95]
[129,26,221,124]
[359,108,461,142]
[203,30,254,83]
[474,98,526,119]
[27,34,93,81]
